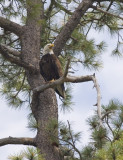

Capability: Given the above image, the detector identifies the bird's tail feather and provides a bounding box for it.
[55,84,66,99]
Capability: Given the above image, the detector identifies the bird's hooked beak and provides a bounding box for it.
[49,44,54,49]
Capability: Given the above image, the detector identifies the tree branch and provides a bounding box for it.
[0,136,36,147]
[54,0,93,56]
[67,120,82,160]
[45,0,55,18]
[91,5,123,20]
[0,44,36,71]
[0,44,21,57]
[54,1,72,15]
[34,72,102,126]
[92,74,103,127]
[0,16,23,37]
[33,75,93,93]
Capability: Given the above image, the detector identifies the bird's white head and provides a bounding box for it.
[43,43,54,55]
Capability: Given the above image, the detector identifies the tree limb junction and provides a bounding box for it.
[34,58,103,125]
[0,44,36,71]
[0,16,23,37]
[54,0,93,56]
[33,75,94,93]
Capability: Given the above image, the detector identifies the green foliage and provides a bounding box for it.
[63,28,106,70]
[0,0,122,110]
[8,147,45,160]
[60,87,74,113]
[87,116,99,130]
[58,121,82,159]
[102,99,119,112]
[95,134,123,160]
[0,29,30,109]
[8,99,123,159]
[27,113,38,132]
[91,127,107,149]
[23,147,45,160]
[0,0,123,159]
[46,118,59,146]
[0,0,26,19]
[59,121,81,147]
[8,153,23,160]
[0,61,30,109]
[81,145,95,160]
[84,100,123,159]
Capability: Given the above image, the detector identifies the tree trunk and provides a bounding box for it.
[21,0,61,159]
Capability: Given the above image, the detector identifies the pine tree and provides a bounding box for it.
[0,0,122,160]
[82,100,123,160]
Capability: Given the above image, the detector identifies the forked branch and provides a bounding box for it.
[34,59,103,125]
[34,75,94,92]
[54,0,93,56]
[0,44,36,71]
[0,16,23,37]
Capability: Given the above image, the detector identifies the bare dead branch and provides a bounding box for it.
[0,136,36,147]
[34,61,102,126]
[65,75,93,83]
[54,0,93,56]
[92,74,103,127]
[0,16,23,37]
[92,5,123,20]
[33,75,93,93]
[0,44,36,71]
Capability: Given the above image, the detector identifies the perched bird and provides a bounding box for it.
[39,43,65,98]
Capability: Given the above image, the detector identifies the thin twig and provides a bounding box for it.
[63,58,71,78]
[92,5,123,20]
[105,116,114,137]
[12,72,26,98]
[0,44,37,72]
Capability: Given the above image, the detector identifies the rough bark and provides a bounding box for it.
[0,44,35,71]
[54,0,93,56]
[21,0,61,159]
[0,0,95,159]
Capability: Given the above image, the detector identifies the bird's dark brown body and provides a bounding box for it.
[39,53,65,98]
